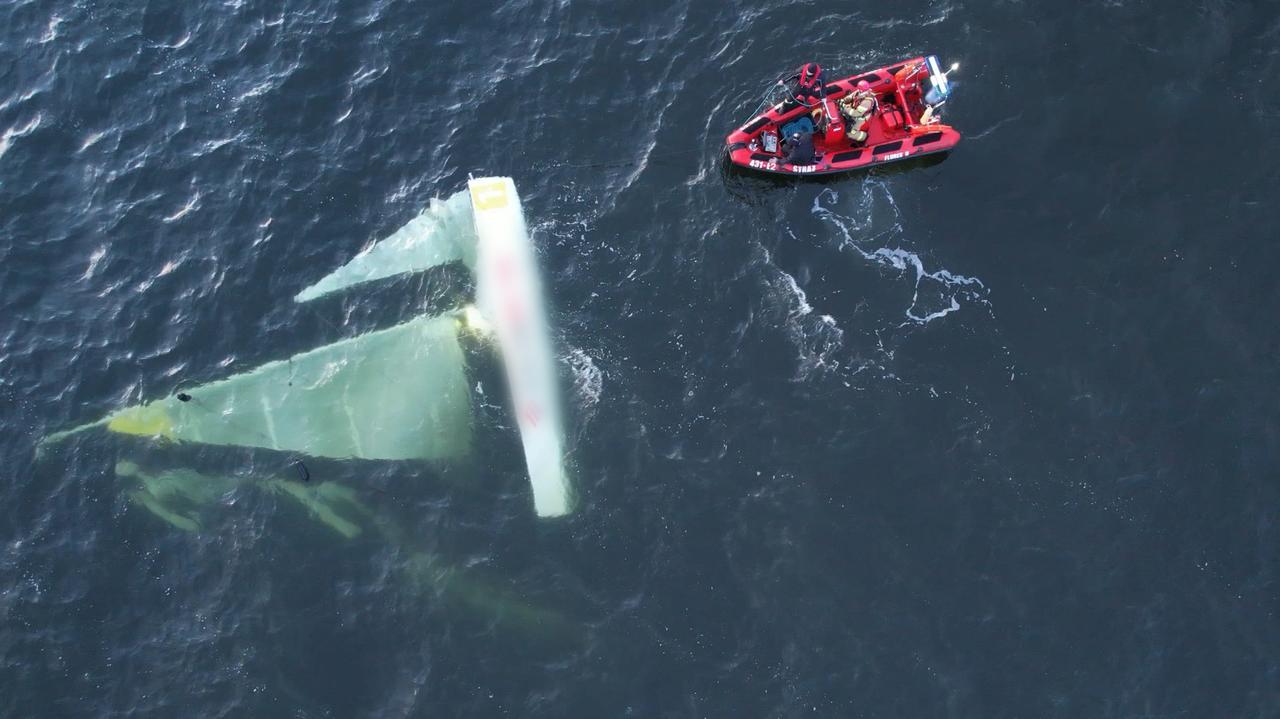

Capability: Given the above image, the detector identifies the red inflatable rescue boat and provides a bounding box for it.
[725,56,961,177]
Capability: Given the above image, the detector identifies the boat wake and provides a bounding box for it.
[762,248,848,379]
[565,347,603,422]
[811,184,988,327]
[759,180,992,385]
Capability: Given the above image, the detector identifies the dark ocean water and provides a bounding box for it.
[3,0,1279,717]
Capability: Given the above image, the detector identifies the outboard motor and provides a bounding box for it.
[923,55,955,106]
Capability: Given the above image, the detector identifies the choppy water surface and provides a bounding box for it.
[3,1,1278,717]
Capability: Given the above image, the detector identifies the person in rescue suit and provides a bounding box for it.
[838,80,877,144]
[786,63,825,106]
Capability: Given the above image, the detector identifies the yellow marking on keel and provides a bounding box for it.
[469,179,509,211]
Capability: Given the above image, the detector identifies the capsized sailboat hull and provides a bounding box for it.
[469,177,573,517]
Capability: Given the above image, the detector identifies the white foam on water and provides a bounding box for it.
[754,179,997,387]
[39,15,62,44]
[0,114,42,161]
[758,246,847,379]
[777,266,812,318]
[162,191,201,223]
[811,184,988,326]
[77,130,109,153]
[565,348,603,412]
[81,246,108,281]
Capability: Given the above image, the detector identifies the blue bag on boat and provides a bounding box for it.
[780,116,815,138]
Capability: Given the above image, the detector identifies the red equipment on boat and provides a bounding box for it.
[725,56,961,177]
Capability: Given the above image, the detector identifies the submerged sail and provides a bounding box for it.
[116,460,581,638]
[43,179,575,518]
[118,460,368,538]
[294,190,477,303]
[50,314,472,461]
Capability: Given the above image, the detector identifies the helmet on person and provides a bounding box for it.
[856,80,871,91]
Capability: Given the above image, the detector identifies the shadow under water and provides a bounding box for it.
[114,458,586,644]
